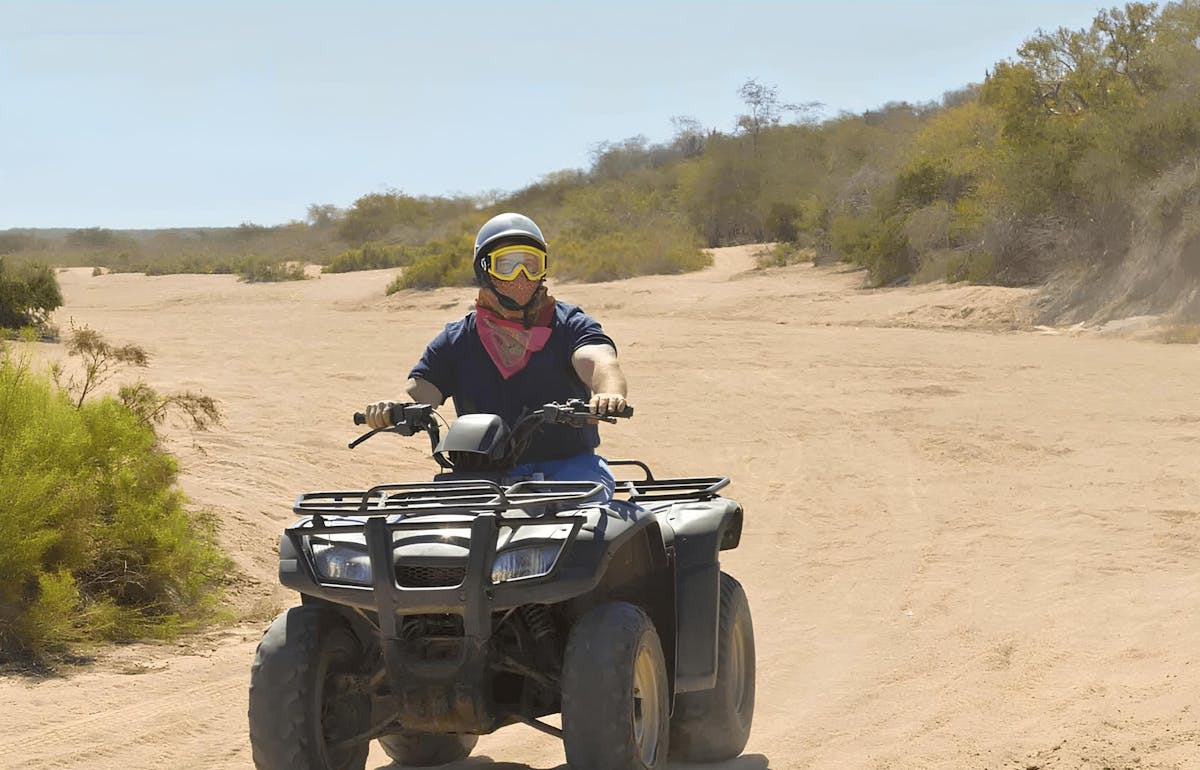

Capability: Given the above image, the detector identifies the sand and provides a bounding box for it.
[0,246,1196,769]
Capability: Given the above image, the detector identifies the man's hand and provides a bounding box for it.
[589,392,627,416]
[363,401,400,429]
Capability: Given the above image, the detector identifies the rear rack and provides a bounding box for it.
[607,460,730,502]
[293,479,606,520]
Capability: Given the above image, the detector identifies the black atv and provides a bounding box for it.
[248,400,754,770]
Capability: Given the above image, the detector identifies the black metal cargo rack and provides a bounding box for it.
[607,460,730,502]
[292,479,606,521]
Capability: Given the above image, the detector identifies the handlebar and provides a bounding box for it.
[348,399,632,451]
[348,403,438,449]
[354,400,631,427]
[540,400,634,427]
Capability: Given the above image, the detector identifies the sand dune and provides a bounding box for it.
[1,246,1196,769]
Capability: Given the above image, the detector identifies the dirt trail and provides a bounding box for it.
[2,246,1197,769]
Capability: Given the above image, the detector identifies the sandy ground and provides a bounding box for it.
[1,246,1197,769]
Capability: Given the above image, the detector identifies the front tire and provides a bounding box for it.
[669,572,756,761]
[561,602,670,770]
[377,733,478,766]
[248,606,371,770]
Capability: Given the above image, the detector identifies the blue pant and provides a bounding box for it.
[509,453,615,502]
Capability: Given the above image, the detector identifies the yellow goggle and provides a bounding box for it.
[486,244,547,281]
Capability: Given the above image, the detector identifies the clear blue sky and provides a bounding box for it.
[2,0,1109,230]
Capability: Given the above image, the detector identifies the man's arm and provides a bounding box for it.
[571,343,628,415]
[363,377,446,428]
[405,377,445,406]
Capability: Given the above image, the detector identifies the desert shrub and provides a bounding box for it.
[0,344,227,664]
[755,242,815,268]
[865,215,918,286]
[944,250,997,283]
[386,233,475,293]
[236,257,306,283]
[1158,324,1200,344]
[324,242,420,273]
[0,258,62,331]
[828,214,875,265]
[142,254,236,276]
[830,214,916,286]
[388,257,448,293]
[552,227,710,283]
[382,220,710,293]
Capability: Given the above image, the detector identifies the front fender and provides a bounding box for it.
[666,498,744,692]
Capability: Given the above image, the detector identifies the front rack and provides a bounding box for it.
[293,479,606,520]
[292,461,730,522]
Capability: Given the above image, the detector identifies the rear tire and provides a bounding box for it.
[561,602,670,770]
[669,572,755,761]
[248,606,371,770]
[377,733,478,766]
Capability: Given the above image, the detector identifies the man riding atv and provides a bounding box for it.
[364,212,628,500]
[248,214,754,770]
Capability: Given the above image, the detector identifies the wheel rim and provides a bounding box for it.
[730,616,749,718]
[632,641,663,765]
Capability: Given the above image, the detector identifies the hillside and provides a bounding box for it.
[4,3,1198,329]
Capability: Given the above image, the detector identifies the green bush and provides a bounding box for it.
[830,213,917,286]
[386,233,474,293]
[324,242,419,273]
[944,250,997,283]
[0,345,228,664]
[236,257,307,283]
[143,254,236,276]
[755,242,815,268]
[0,258,62,331]
[552,227,710,283]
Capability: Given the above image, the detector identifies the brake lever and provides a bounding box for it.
[348,403,434,448]
[348,427,386,449]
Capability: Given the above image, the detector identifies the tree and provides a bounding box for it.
[736,78,824,150]
[65,227,120,250]
[736,78,782,149]
[335,191,435,245]
[670,115,708,158]
[0,232,35,255]
[1012,3,1160,117]
[589,136,652,179]
[306,203,341,229]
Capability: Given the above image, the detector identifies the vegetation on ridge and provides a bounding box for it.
[7,3,1198,322]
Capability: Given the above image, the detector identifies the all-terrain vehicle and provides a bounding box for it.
[248,400,754,770]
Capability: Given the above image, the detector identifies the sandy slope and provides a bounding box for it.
[1,246,1197,769]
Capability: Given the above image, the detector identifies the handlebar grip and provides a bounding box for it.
[617,405,634,418]
[353,412,366,425]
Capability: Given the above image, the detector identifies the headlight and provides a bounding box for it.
[311,542,373,585]
[491,545,561,583]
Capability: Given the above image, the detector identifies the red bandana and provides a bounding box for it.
[475,306,552,379]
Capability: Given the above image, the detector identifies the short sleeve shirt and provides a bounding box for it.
[409,302,615,464]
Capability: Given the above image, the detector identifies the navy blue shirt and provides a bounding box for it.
[409,302,615,463]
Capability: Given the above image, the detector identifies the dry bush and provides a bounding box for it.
[754,242,815,268]
[1157,324,1200,344]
